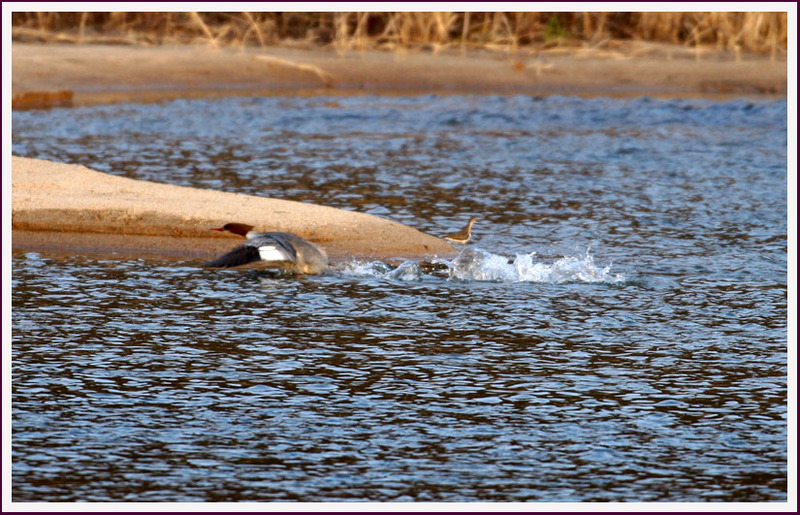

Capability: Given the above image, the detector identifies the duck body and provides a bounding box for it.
[206,223,328,275]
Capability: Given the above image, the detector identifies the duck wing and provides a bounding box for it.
[260,233,299,263]
[204,244,262,268]
[204,233,298,268]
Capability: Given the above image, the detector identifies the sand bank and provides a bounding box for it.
[11,42,787,108]
[11,157,456,262]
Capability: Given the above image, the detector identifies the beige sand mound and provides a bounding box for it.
[11,156,456,261]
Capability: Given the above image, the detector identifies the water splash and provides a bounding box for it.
[441,247,624,283]
[337,260,423,281]
[337,247,624,284]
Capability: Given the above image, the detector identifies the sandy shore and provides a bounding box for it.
[11,157,456,263]
[12,42,787,108]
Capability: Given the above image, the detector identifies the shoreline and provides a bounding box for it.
[11,157,456,262]
[11,42,787,108]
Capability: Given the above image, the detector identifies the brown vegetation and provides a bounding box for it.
[11,12,788,55]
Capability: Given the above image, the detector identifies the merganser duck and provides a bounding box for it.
[205,223,328,274]
[443,217,477,244]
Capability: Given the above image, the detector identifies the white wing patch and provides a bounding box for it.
[258,245,287,262]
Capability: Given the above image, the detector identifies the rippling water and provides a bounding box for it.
[11,94,788,502]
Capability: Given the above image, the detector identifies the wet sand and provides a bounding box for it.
[10,42,786,261]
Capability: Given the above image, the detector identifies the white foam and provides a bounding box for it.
[337,247,625,284]
[337,260,422,282]
[443,247,624,283]
[510,251,624,284]
[387,261,422,281]
[342,261,394,277]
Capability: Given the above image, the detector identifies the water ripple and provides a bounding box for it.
[11,95,787,502]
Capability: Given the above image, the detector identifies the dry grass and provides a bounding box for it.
[11,12,788,55]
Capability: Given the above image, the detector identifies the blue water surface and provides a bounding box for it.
[11,94,788,502]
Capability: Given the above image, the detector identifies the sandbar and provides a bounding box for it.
[11,156,456,263]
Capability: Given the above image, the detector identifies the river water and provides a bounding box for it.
[11,94,788,502]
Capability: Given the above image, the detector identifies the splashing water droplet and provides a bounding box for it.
[438,247,625,283]
[337,247,624,284]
